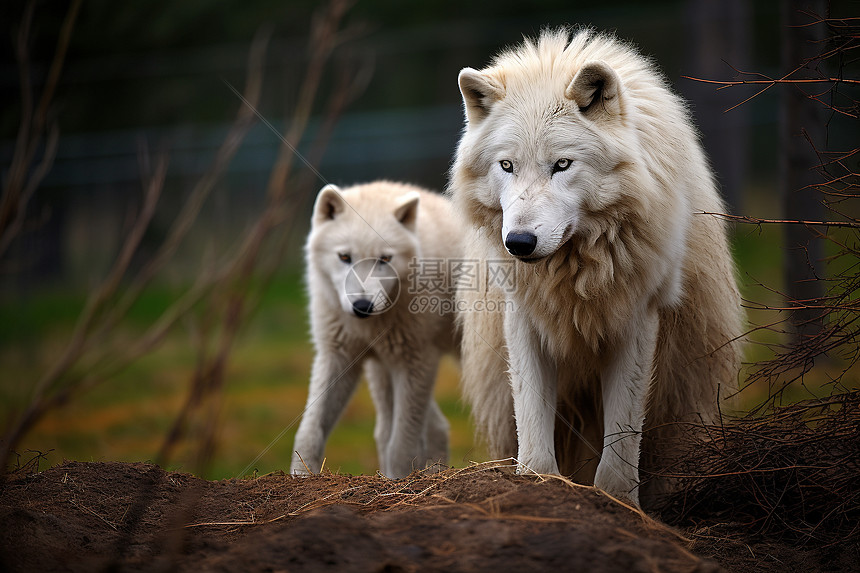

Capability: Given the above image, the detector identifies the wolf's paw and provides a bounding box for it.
[515,456,559,476]
[594,464,640,507]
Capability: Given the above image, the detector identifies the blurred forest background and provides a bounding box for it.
[1,0,857,479]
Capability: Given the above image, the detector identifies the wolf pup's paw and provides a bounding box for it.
[289,453,321,476]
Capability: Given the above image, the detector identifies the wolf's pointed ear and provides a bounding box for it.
[565,61,622,120]
[394,191,420,232]
[458,68,505,124]
[313,184,345,223]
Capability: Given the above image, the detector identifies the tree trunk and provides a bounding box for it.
[780,0,827,341]
[683,0,750,215]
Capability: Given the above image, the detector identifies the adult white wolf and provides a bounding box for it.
[450,28,743,506]
[291,181,460,479]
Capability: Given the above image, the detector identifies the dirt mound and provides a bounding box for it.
[0,460,714,572]
[1,453,857,571]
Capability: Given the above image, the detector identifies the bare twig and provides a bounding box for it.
[0,0,82,260]
[0,155,167,470]
[698,211,860,229]
[156,0,362,477]
[2,9,267,474]
[691,11,860,405]
[684,76,860,86]
[655,393,860,545]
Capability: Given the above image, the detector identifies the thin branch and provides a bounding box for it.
[0,0,81,260]
[684,76,860,86]
[157,0,357,476]
[698,211,860,229]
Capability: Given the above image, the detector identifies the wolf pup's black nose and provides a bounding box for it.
[505,231,538,257]
[352,299,374,318]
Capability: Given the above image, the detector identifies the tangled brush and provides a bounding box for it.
[654,391,860,545]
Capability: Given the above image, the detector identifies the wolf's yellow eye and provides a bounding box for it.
[552,158,571,173]
[338,253,352,264]
[500,160,513,173]
[379,255,392,264]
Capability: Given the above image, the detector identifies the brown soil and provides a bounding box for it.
[1,460,856,572]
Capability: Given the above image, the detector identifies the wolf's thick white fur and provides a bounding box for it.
[291,181,460,478]
[450,28,743,506]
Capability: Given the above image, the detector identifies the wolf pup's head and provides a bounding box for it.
[307,182,421,318]
[451,29,648,263]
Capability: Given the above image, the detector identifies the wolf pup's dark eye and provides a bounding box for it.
[500,160,513,173]
[338,253,351,264]
[552,158,571,173]
[379,255,392,264]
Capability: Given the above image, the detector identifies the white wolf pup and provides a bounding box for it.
[291,181,461,479]
[450,28,743,506]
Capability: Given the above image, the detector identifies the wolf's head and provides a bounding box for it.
[307,182,421,318]
[450,29,657,263]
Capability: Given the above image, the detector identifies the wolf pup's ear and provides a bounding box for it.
[458,68,505,124]
[565,61,622,120]
[313,184,346,223]
[394,191,420,232]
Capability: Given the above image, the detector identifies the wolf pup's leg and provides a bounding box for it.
[291,348,362,475]
[506,308,559,475]
[595,306,659,506]
[384,354,443,478]
[423,399,450,470]
[364,358,395,475]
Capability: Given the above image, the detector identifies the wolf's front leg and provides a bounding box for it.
[506,310,559,475]
[384,355,441,478]
[595,307,659,506]
[290,348,362,475]
[459,281,518,459]
[364,358,394,472]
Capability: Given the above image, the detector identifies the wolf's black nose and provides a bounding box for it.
[352,299,374,318]
[505,231,538,257]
